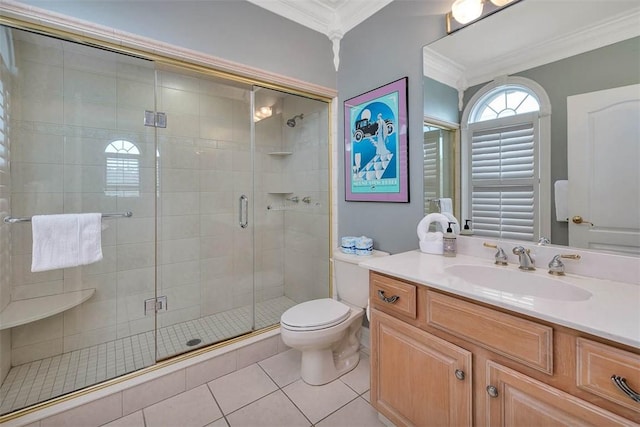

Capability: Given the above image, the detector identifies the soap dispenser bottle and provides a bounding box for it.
[460,219,473,236]
[443,222,457,257]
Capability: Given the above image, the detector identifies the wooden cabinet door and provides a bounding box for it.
[371,308,472,427]
[486,361,637,426]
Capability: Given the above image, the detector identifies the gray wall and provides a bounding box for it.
[424,76,459,124]
[14,0,336,89]
[337,0,450,254]
[463,37,640,245]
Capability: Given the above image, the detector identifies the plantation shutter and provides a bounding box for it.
[469,121,537,240]
[423,130,440,213]
[106,156,140,196]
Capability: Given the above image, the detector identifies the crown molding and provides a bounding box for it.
[247,0,392,71]
[335,0,392,34]
[247,0,332,35]
[422,46,465,90]
[247,0,392,37]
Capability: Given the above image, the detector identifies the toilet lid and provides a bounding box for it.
[281,298,351,331]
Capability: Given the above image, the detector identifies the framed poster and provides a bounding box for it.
[344,77,409,202]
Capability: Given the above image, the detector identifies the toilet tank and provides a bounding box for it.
[332,248,389,308]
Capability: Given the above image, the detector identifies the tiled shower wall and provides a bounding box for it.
[281,101,330,302]
[254,100,330,306]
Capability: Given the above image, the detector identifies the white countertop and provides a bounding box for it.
[359,250,640,349]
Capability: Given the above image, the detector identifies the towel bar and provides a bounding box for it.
[3,211,133,224]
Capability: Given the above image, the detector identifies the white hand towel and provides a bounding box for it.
[439,198,453,214]
[420,237,444,254]
[31,213,103,272]
[417,213,449,254]
[554,180,569,222]
[417,213,450,241]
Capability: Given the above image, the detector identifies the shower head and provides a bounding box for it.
[286,114,304,127]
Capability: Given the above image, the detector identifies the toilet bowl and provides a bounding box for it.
[280,248,389,385]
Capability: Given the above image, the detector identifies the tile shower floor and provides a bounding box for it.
[0,296,297,415]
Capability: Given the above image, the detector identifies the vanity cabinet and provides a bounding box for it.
[370,309,472,426]
[369,271,640,426]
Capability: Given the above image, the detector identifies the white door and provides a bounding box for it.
[567,84,640,255]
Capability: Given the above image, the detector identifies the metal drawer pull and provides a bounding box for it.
[377,290,399,304]
[611,375,640,402]
[454,369,465,381]
[486,385,499,398]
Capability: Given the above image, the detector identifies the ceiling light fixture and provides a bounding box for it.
[489,0,514,6]
[448,0,519,33]
[254,105,273,122]
[451,0,484,25]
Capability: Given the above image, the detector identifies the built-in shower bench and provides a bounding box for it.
[0,289,95,330]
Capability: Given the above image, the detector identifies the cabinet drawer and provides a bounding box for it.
[577,338,640,413]
[426,291,553,374]
[370,273,417,319]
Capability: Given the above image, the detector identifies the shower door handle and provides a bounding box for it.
[239,195,248,228]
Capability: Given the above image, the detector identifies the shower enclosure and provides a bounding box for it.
[0,25,330,416]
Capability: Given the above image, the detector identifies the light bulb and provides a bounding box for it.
[490,0,513,6]
[451,0,484,24]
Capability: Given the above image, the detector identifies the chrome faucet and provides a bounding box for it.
[548,254,581,276]
[537,237,551,246]
[512,246,535,270]
[483,242,508,265]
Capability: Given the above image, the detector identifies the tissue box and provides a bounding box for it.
[341,236,357,254]
[355,236,373,256]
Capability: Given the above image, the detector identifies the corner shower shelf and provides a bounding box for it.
[267,151,293,156]
[0,289,96,330]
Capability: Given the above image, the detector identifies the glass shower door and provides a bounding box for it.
[154,65,255,359]
[0,26,158,414]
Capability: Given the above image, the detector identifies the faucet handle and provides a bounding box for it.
[512,246,535,270]
[537,237,551,246]
[548,254,581,276]
[483,242,508,265]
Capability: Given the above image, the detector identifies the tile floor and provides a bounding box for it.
[1,297,298,415]
[102,349,385,427]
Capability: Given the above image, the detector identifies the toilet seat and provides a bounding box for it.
[281,298,351,331]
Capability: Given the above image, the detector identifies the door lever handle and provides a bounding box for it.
[572,215,593,226]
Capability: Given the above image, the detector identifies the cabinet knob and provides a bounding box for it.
[454,369,465,381]
[611,375,640,402]
[486,385,499,398]
[377,290,399,304]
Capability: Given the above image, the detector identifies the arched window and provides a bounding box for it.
[105,140,140,197]
[461,77,551,241]
[470,85,540,122]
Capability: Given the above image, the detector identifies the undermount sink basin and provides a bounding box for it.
[444,264,592,301]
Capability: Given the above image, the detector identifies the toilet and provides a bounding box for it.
[280,248,389,385]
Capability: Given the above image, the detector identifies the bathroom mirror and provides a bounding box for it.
[423,0,640,256]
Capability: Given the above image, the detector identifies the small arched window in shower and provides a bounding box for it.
[104,139,140,197]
